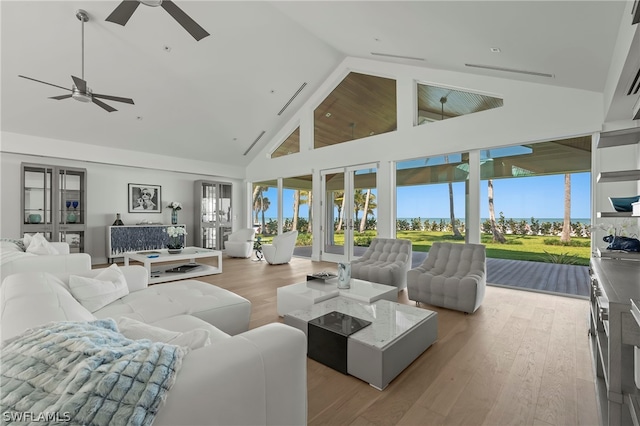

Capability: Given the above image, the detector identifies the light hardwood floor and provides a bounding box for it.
[118,255,600,426]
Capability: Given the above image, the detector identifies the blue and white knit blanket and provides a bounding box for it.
[1,319,185,425]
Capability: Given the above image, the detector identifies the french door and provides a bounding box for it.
[321,164,377,263]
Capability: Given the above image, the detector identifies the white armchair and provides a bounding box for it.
[224,228,256,258]
[262,230,298,265]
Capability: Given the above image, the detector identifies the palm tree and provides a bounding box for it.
[291,190,311,232]
[306,191,312,233]
[292,190,300,232]
[334,191,345,231]
[359,190,377,232]
[445,155,462,237]
[359,189,371,232]
[561,173,571,243]
[252,186,267,224]
[488,179,506,243]
[353,189,365,223]
[260,197,270,234]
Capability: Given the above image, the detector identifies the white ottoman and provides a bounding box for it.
[95,279,252,336]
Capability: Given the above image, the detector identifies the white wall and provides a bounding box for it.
[1,147,244,264]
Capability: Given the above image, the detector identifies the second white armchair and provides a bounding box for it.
[224,228,256,258]
[262,230,298,265]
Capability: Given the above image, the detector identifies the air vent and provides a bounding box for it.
[243,130,266,156]
[632,0,639,24]
[371,52,425,61]
[277,82,307,116]
[465,63,554,78]
[627,66,640,96]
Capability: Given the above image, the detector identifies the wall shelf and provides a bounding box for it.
[597,211,636,218]
[597,170,640,183]
[598,127,640,148]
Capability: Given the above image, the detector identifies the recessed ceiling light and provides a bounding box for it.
[163,45,171,52]
[136,116,143,120]
[490,47,501,53]
[325,112,332,118]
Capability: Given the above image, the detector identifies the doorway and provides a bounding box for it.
[321,164,377,263]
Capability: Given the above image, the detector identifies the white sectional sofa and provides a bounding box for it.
[0,239,91,282]
[1,265,307,425]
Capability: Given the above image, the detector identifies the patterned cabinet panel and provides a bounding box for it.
[107,224,186,260]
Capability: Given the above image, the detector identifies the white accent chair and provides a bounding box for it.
[407,242,486,314]
[262,230,298,265]
[350,238,413,291]
[224,228,256,258]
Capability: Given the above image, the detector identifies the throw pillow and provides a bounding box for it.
[69,264,129,312]
[116,316,211,350]
[24,233,59,255]
[0,238,26,252]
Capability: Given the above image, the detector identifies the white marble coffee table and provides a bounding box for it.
[277,278,397,316]
[283,297,438,390]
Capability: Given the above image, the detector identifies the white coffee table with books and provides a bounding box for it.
[124,247,222,284]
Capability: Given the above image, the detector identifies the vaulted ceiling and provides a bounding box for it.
[1,1,635,168]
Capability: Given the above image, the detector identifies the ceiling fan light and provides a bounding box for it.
[140,0,163,7]
[72,87,92,103]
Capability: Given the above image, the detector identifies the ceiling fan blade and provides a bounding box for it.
[93,93,135,105]
[71,76,87,93]
[106,0,140,26]
[161,0,209,41]
[49,94,73,100]
[92,97,117,112]
[18,75,71,92]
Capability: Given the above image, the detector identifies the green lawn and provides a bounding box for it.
[397,231,591,266]
[258,230,591,266]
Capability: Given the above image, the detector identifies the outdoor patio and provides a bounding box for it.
[292,246,590,298]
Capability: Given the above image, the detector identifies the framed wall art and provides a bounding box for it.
[128,184,162,213]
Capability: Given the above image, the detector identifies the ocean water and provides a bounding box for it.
[257,217,592,225]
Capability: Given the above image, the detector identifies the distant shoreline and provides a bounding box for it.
[255,217,592,224]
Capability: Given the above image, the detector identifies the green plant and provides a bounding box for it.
[540,250,580,264]
[354,235,373,246]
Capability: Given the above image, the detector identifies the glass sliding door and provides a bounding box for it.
[321,164,377,263]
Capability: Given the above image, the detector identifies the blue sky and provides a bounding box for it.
[256,172,591,220]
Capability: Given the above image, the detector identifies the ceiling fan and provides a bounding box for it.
[19,9,134,113]
[106,0,209,41]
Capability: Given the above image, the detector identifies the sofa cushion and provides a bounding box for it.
[24,233,59,255]
[68,264,129,312]
[0,241,35,272]
[94,280,251,335]
[1,272,95,342]
[148,315,230,343]
[116,316,212,349]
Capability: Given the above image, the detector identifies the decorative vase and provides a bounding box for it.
[171,210,178,225]
[28,214,42,224]
[112,213,124,226]
[337,262,351,289]
[66,213,77,223]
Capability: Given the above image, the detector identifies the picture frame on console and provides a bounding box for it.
[128,184,162,213]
